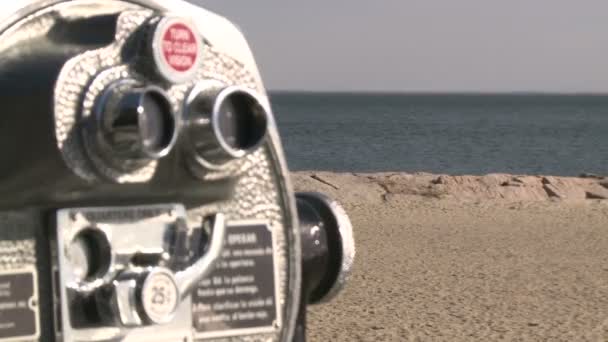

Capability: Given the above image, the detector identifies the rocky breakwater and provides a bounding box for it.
[292,171,608,203]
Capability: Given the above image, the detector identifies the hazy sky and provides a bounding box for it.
[192,1,608,93]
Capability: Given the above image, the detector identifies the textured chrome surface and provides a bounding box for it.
[0,239,36,270]
[0,212,38,271]
[55,9,159,182]
[0,1,302,341]
[0,213,43,342]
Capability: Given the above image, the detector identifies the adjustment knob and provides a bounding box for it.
[296,192,355,304]
[293,193,356,342]
[139,268,180,325]
[94,213,227,327]
[184,82,269,170]
[101,268,179,326]
[90,80,178,170]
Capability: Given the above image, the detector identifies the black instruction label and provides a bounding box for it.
[192,223,279,337]
[0,270,39,341]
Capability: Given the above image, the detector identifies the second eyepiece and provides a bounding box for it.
[183,83,270,171]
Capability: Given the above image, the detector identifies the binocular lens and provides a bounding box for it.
[216,91,268,152]
[139,90,176,155]
[94,83,178,167]
[184,84,269,169]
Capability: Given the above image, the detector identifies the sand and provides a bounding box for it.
[292,172,608,341]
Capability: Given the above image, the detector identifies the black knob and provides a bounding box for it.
[296,192,355,304]
[184,83,269,170]
[294,192,355,342]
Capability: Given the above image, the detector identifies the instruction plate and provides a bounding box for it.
[192,221,280,339]
[0,269,39,342]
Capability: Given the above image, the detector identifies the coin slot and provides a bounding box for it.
[69,228,112,283]
[131,252,164,267]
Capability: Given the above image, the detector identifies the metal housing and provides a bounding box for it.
[0,1,302,341]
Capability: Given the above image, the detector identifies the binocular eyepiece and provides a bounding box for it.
[91,83,177,164]
[0,1,354,342]
[184,83,270,170]
[88,79,269,174]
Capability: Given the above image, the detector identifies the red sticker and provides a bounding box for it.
[161,23,199,73]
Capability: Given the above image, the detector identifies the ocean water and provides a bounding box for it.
[269,93,608,176]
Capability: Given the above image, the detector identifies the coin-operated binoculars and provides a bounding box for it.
[0,1,355,341]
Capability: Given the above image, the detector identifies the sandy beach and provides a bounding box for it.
[292,172,608,341]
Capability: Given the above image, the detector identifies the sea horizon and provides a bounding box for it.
[270,92,608,176]
[268,90,608,97]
